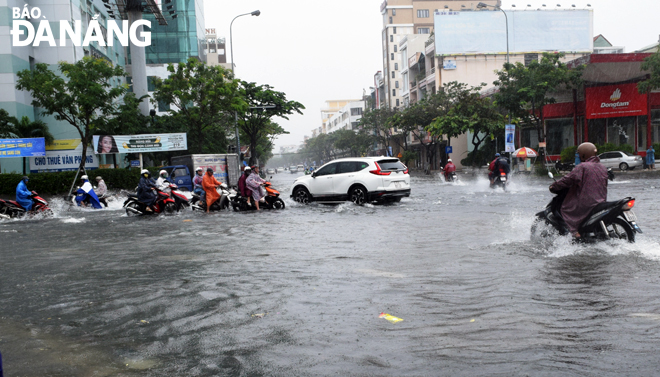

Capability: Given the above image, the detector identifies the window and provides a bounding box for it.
[390,35,393,42]
[395,81,399,88]
[157,99,170,112]
[316,163,337,176]
[350,108,363,116]
[391,71,395,78]
[173,168,187,178]
[392,89,396,96]
[391,53,394,60]
[394,45,397,52]
[395,63,398,70]
[417,9,429,18]
[396,99,400,106]
[418,28,430,34]
[389,16,392,23]
[338,161,364,174]
[393,27,396,34]
[147,76,157,91]
[392,9,396,16]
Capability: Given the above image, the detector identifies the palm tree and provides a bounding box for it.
[4,114,55,174]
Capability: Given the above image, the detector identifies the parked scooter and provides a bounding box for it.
[191,183,232,211]
[0,191,53,219]
[123,188,177,216]
[531,170,642,242]
[231,179,285,211]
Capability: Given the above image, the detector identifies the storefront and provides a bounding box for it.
[521,53,660,159]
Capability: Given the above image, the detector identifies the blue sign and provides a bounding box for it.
[130,160,141,167]
[0,137,46,158]
[445,146,453,154]
[505,124,516,152]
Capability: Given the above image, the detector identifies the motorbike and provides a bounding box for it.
[554,161,574,172]
[191,183,232,211]
[531,171,642,243]
[231,179,285,211]
[490,171,508,191]
[0,191,53,219]
[444,171,458,182]
[163,182,190,211]
[123,187,177,216]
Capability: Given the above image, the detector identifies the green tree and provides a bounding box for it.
[427,82,505,166]
[238,81,304,165]
[152,58,244,154]
[0,109,14,137]
[493,52,583,147]
[638,49,660,94]
[16,56,129,171]
[358,107,397,154]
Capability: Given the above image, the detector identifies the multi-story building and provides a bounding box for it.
[203,28,229,69]
[324,101,366,134]
[0,0,127,172]
[320,100,360,136]
[379,0,500,110]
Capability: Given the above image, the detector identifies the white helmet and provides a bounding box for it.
[141,169,149,174]
[447,159,452,162]
[159,170,167,176]
[81,175,88,180]
[196,167,202,172]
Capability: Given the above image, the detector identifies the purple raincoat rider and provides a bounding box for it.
[549,142,608,238]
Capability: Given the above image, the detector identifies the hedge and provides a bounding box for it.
[0,167,160,196]
[559,143,637,163]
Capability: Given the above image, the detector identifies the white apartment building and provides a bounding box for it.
[325,101,366,134]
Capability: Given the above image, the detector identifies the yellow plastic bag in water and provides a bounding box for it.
[379,312,403,323]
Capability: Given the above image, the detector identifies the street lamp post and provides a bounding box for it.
[230,10,260,171]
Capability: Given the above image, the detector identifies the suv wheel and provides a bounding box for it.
[350,186,367,205]
[293,187,310,204]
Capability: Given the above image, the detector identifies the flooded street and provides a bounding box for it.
[2,171,660,376]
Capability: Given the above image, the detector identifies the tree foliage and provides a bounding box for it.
[638,49,660,94]
[493,52,583,143]
[15,56,128,171]
[358,107,397,152]
[238,81,303,165]
[152,58,245,154]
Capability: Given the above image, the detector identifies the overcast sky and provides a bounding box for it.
[204,0,660,152]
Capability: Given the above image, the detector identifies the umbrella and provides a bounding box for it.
[514,147,538,159]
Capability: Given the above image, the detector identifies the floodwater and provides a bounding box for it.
[1,170,660,376]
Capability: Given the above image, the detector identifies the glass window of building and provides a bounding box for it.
[417,9,429,18]
[395,63,398,70]
[418,28,430,34]
[392,9,396,15]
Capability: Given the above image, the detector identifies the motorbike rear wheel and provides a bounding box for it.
[609,217,635,242]
[125,202,142,216]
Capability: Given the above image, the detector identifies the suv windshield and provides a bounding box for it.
[377,159,406,171]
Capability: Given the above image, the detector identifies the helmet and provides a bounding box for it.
[495,153,500,157]
[81,175,88,180]
[22,176,29,182]
[95,176,102,181]
[577,142,597,162]
[159,170,167,177]
[195,167,202,172]
[206,167,214,173]
[447,159,452,162]
[244,166,251,171]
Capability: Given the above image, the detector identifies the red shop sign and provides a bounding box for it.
[586,83,647,119]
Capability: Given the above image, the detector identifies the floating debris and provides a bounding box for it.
[379,312,403,323]
[252,313,266,318]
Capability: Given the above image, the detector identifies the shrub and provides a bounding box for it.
[559,146,578,163]
[0,167,160,196]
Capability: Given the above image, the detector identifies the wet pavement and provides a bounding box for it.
[1,171,660,376]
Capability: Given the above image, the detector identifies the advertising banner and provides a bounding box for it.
[0,137,46,158]
[193,155,229,184]
[586,83,648,119]
[505,124,516,152]
[434,10,593,56]
[29,139,98,172]
[92,133,187,154]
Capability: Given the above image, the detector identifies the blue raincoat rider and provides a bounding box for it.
[75,175,103,209]
[16,176,33,210]
[137,169,157,207]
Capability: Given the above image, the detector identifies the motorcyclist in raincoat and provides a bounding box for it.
[15,176,33,210]
[75,175,103,209]
[137,169,157,211]
[202,167,222,213]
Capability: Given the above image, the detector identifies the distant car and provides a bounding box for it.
[297,164,305,172]
[289,165,298,173]
[291,157,411,205]
[598,151,643,171]
[266,168,276,174]
[277,167,284,173]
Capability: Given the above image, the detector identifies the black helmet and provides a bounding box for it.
[206,167,214,173]
[22,176,29,182]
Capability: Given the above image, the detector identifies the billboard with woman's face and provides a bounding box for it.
[92,133,187,154]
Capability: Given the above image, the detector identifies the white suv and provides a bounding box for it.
[290,157,411,205]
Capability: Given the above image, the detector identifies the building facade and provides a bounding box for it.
[203,28,229,69]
